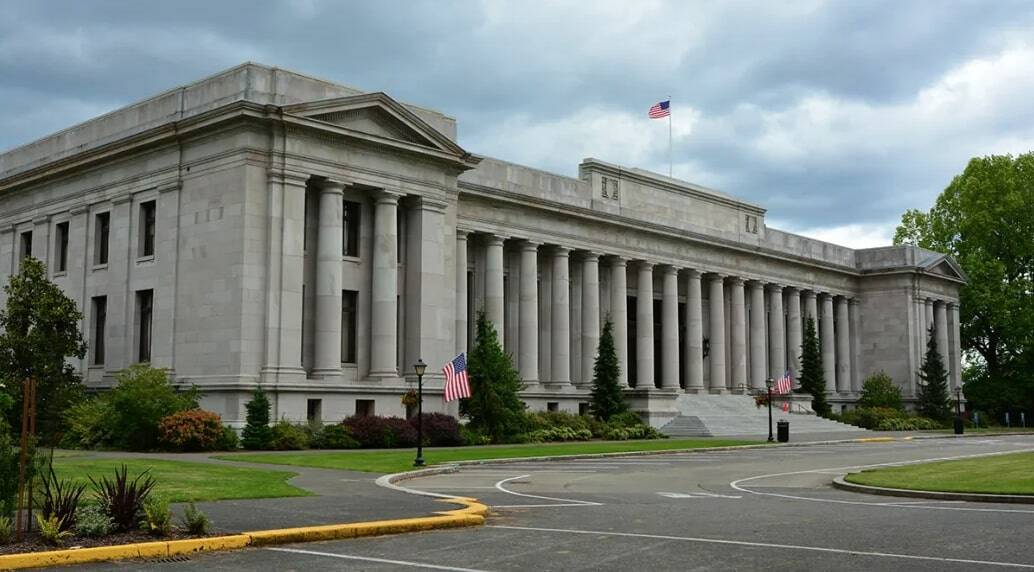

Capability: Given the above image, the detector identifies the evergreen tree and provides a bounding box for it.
[241,387,272,450]
[590,318,627,421]
[916,325,951,422]
[460,312,526,442]
[798,317,830,417]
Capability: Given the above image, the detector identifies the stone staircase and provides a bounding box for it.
[660,394,863,438]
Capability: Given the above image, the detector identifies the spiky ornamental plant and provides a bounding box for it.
[798,317,831,417]
[459,312,526,442]
[590,318,628,421]
[241,387,272,450]
[916,325,952,422]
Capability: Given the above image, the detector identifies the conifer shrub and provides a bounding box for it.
[590,319,628,421]
[917,325,952,422]
[241,388,272,450]
[460,312,527,442]
[799,317,831,417]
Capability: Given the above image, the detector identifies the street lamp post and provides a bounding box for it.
[954,386,964,435]
[765,377,774,443]
[413,359,427,467]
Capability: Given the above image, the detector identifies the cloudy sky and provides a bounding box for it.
[2,1,1033,248]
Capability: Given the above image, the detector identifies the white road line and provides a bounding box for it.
[266,547,492,571]
[486,525,1034,569]
[493,474,602,507]
[729,447,1034,514]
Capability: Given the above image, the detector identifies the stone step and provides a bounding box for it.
[660,393,864,437]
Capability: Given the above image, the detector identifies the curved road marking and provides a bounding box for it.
[730,447,1034,514]
[492,474,602,508]
[487,525,1034,569]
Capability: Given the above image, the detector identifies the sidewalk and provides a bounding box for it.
[84,451,445,532]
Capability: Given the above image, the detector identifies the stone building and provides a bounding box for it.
[0,63,965,426]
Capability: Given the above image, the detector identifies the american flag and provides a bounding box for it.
[775,370,793,395]
[442,353,471,402]
[648,100,671,119]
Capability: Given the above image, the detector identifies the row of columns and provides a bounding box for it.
[461,234,862,393]
[915,296,961,390]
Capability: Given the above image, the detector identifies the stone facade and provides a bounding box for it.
[0,63,966,425]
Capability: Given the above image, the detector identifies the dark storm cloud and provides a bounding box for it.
[2,0,1034,245]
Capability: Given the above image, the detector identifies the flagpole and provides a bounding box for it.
[667,95,672,178]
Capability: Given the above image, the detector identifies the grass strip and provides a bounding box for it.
[217,438,761,474]
[53,458,311,502]
[845,452,1034,495]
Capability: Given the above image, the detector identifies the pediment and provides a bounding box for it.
[282,93,473,164]
[922,255,968,283]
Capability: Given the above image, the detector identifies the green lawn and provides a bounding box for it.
[845,452,1034,495]
[52,458,311,503]
[217,438,760,474]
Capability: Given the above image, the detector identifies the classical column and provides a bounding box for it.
[370,192,400,377]
[610,257,629,387]
[835,296,851,393]
[924,298,934,344]
[786,287,802,383]
[484,235,506,340]
[804,290,818,325]
[768,284,786,380]
[455,231,469,355]
[749,281,766,390]
[581,253,601,387]
[849,298,861,392]
[312,181,345,378]
[636,262,655,389]
[709,274,727,392]
[550,247,571,385]
[820,293,836,393]
[661,266,680,390]
[729,277,747,392]
[950,302,962,391]
[684,270,704,392]
[519,241,540,384]
[935,300,950,379]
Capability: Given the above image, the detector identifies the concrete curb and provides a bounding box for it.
[832,475,1034,504]
[0,496,488,570]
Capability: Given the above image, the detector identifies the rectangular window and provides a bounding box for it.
[95,212,110,265]
[547,402,560,412]
[343,201,360,257]
[19,231,32,262]
[91,296,107,366]
[306,399,322,424]
[55,221,69,272]
[341,290,358,363]
[139,201,156,258]
[355,399,375,418]
[136,289,153,363]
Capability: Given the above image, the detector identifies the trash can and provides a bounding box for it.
[953,417,964,435]
[777,420,790,443]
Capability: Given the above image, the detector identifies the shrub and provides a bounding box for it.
[311,424,359,450]
[37,455,86,532]
[0,515,11,544]
[141,494,172,537]
[158,410,225,452]
[409,413,463,446]
[90,465,155,532]
[0,432,24,519]
[343,415,418,448]
[107,364,200,450]
[876,417,945,431]
[268,420,310,450]
[217,426,240,451]
[241,388,272,450]
[460,425,491,446]
[60,397,113,450]
[36,513,72,546]
[858,372,903,411]
[608,411,646,429]
[74,504,112,538]
[527,427,592,443]
[601,424,665,441]
[181,502,210,535]
[838,407,905,429]
[525,411,591,432]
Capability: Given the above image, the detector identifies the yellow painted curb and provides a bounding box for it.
[0,498,487,570]
[856,437,897,443]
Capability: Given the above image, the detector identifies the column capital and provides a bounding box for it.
[319,180,346,195]
[766,282,784,291]
[609,255,627,267]
[636,260,654,270]
[485,234,507,247]
[708,272,726,281]
[849,297,860,306]
[662,264,679,276]
[411,195,449,212]
[270,169,311,188]
[552,245,571,256]
[684,268,702,279]
[803,289,818,300]
[784,285,800,294]
[580,250,601,261]
[520,239,541,251]
[947,301,960,310]
[456,229,471,240]
[373,189,404,204]
[923,297,934,306]
[729,276,745,286]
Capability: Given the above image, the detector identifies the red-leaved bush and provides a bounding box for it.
[342,415,417,448]
[157,410,224,451]
[408,413,462,446]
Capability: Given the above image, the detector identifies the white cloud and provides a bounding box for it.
[778,222,898,249]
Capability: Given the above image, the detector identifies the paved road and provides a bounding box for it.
[80,435,1034,571]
